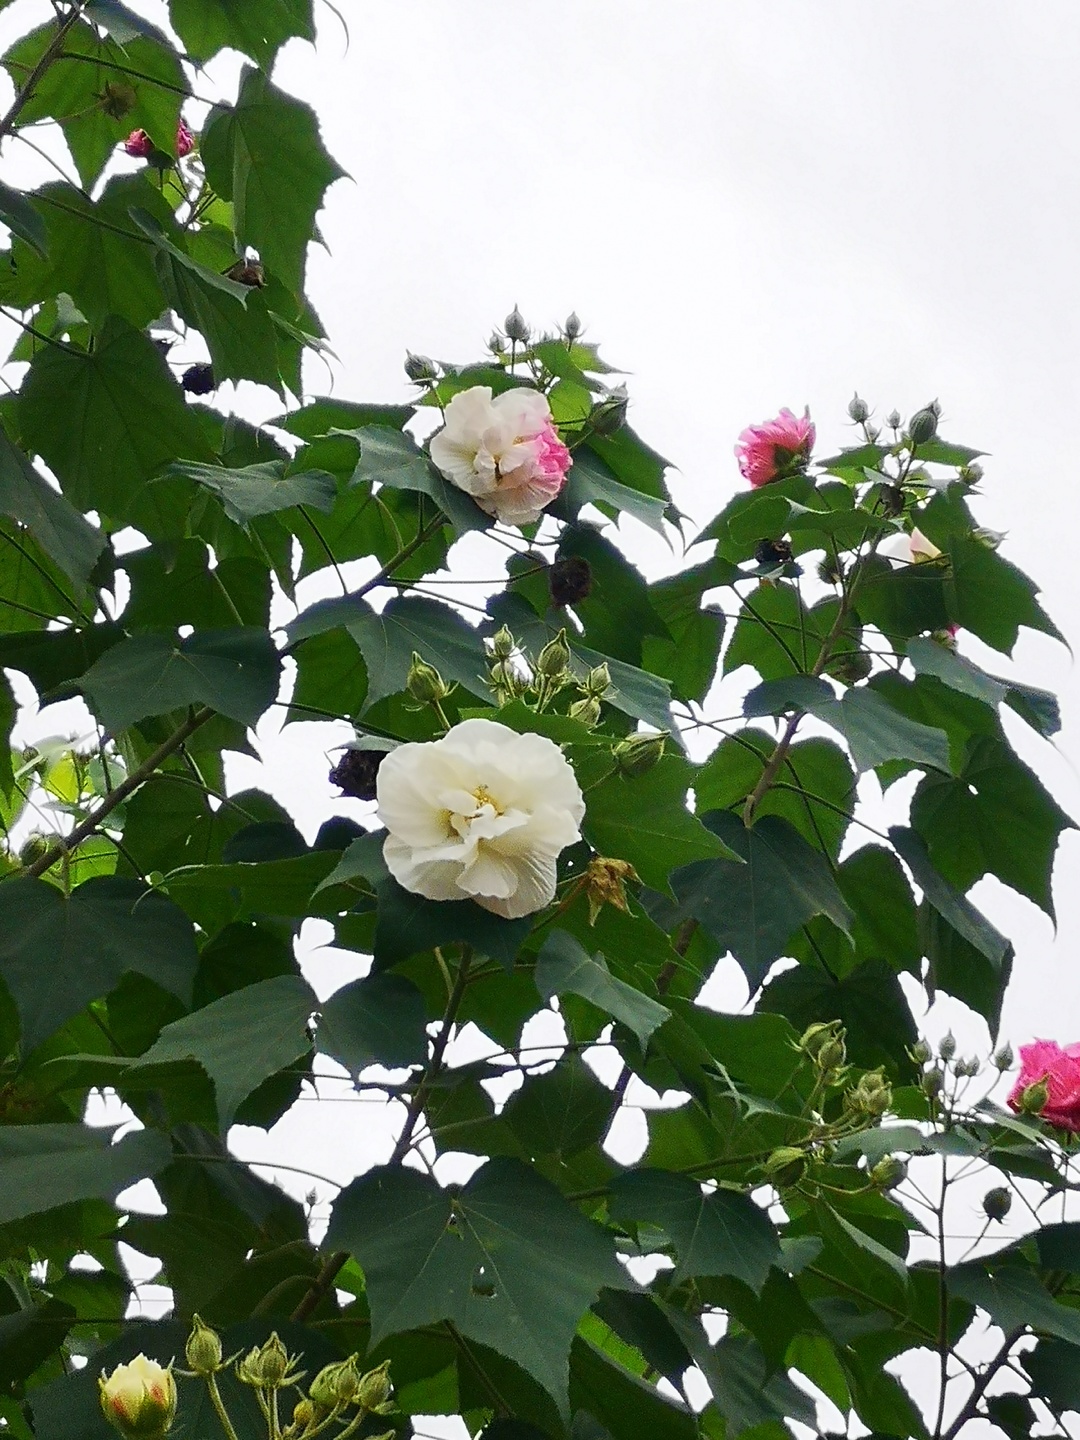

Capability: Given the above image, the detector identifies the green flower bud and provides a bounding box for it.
[955,1056,981,1078]
[185,1314,223,1377]
[504,306,530,343]
[847,394,870,424]
[864,424,881,442]
[489,658,526,700]
[286,1398,319,1437]
[568,696,602,728]
[993,1042,1014,1072]
[846,1069,892,1117]
[488,331,506,356]
[972,526,1005,549]
[959,462,984,485]
[564,312,583,341]
[938,1031,957,1061]
[583,663,611,698]
[983,1186,1012,1222]
[908,407,939,445]
[309,1356,363,1410]
[922,1066,944,1099]
[536,629,571,678]
[590,385,629,436]
[489,625,516,661]
[885,409,901,430]
[826,649,872,685]
[817,1035,848,1075]
[403,352,437,383]
[763,1146,806,1188]
[18,834,50,867]
[236,1334,293,1390]
[909,1040,932,1065]
[613,731,667,778]
[406,652,449,706]
[869,1156,907,1189]
[357,1359,393,1412]
[1019,1077,1050,1116]
[797,1021,842,1061]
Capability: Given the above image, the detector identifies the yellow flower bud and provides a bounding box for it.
[99,1356,177,1440]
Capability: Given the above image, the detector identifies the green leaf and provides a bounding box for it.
[0,877,196,1052]
[949,1263,1080,1345]
[757,959,917,1075]
[670,813,853,991]
[503,1056,612,1159]
[609,1169,780,1291]
[132,974,316,1127]
[290,594,488,710]
[906,635,1007,708]
[642,559,733,704]
[570,1337,698,1440]
[317,973,428,1074]
[373,876,531,971]
[839,844,921,975]
[351,425,489,534]
[560,449,667,534]
[889,825,1010,969]
[1023,1338,1080,1414]
[79,627,280,731]
[168,0,315,66]
[724,583,834,680]
[0,1125,170,1225]
[273,399,413,440]
[852,553,950,640]
[288,629,367,721]
[201,67,344,292]
[0,179,46,256]
[911,736,1073,916]
[0,425,103,586]
[19,317,213,520]
[123,541,270,631]
[585,427,671,501]
[947,536,1063,654]
[534,931,670,1049]
[921,903,1013,1034]
[328,1159,629,1414]
[584,756,728,892]
[168,460,336,524]
[814,685,952,775]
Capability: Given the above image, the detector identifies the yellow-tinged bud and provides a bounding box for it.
[184,1314,222,1377]
[763,1146,806,1188]
[291,1398,319,1432]
[568,696,602,728]
[797,1020,842,1062]
[583,856,639,925]
[869,1156,907,1189]
[613,731,667,778]
[236,1333,297,1390]
[846,1069,892,1118]
[406,653,449,706]
[536,629,571,679]
[489,625,515,661]
[357,1359,393,1412]
[99,1356,177,1440]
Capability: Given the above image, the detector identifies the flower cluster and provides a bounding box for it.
[123,120,195,160]
[376,718,584,919]
[735,407,815,487]
[429,386,571,526]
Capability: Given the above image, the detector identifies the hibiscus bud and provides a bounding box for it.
[564,312,583,341]
[185,1314,222,1376]
[959,462,984,485]
[489,625,516,661]
[847,394,870,423]
[236,1333,291,1389]
[99,1356,177,1440]
[406,653,450,706]
[19,834,50,867]
[569,696,601,728]
[797,1021,842,1062]
[827,650,872,685]
[993,1042,1015,1072]
[763,1146,806,1187]
[885,409,901,430]
[922,1066,944,1098]
[489,658,528,702]
[404,352,437,383]
[817,1035,848,1076]
[865,425,881,442]
[357,1359,393,1411]
[754,538,793,567]
[226,258,265,288]
[938,1031,957,1061]
[176,121,195,158]
[590,385,629,436]
[329,747,385,802]
[1019,1077,1050,1116]
[972,526,1005,550]
[504,306,530,343]
[909,1040,932,1065]
[583,663,611,698]
[123,129,154,158]
[983,1186,1012,1222]
[955,1056,981,1078]
[846,1069,892,1117]
[309,1355,363,1410]
[613,731,667,778]
[536,629,571,679]
[181,363,215,395]
[288,1398,319,1434]
[487,331,506,356]
[870,1156,907,1190]
[908,407,938,445]
[584,856,639,924]
[550,555,592,607]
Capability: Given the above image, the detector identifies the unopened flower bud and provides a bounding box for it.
[910,1040,932,1065]
[846,1069,892,1117]
[983,1186,1012,1222]
[489,625,516,661]
[357,1359,393,1411]
[938,1031,957,1061]
[972,527,1005,550]
[886,410,901,430]
[583,856,639,925]
[99,1356,177,1440]
[489,658,526,701]
[817,1035,848,1075]
[488,331,506,355]
[289,1399,318,1434]
[236,1333,292,1389]
[583,663,611,698]
[590,385,629,436]
[19,834,50,867]
[185,1314,223,1377]
[550,554,592,607]
[763,1146,806,1188]
[404,352,437,383]
[955,1056,981,1078]
[406,653,450,706]
[827,649,872,685]
[870,1156,907,1190]
[959,462,984,485]
[101,80,138,119]
[226,258,265,288]
[613,731,667,778]
[564,312,583,341]
[865,425,881,442]
[504,306,530,343]
[1019,1078,1050,1116]
[908,407,939,445]
[922,1066,944,1099]
[181,363,215,395]
[798,1021,842,1062]
[569,696,602,728]
[309,1355,363,1410]
[847,394,870,424]
[993,1042,1014,1072]
[536,629,571,678]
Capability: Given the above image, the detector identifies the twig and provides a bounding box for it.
[0,3,89,141]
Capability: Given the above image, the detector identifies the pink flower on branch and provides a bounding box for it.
[122,121,196,161]
[1007,1039,1080,1132]
[735,407,815,487]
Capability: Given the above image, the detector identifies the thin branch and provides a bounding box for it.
[0,2,89,140]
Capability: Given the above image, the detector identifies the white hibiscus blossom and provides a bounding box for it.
[376,718,585,919]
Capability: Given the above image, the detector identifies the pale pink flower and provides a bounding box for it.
[908,527,942,563]
[429,386,571,527]
[735,407,815,487]
[1007,1040,1080,1132]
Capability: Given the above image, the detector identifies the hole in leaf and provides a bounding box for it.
[471,1265,497,1299]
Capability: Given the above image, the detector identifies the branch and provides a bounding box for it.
[17,707,213,879]
[941,1328,1022,1440]
[0,3,89,141]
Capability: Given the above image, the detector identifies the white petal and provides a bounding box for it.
[457,845,520,900]
[383,835,466,902]
[477,853,558,919]
[491,387,551,436]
